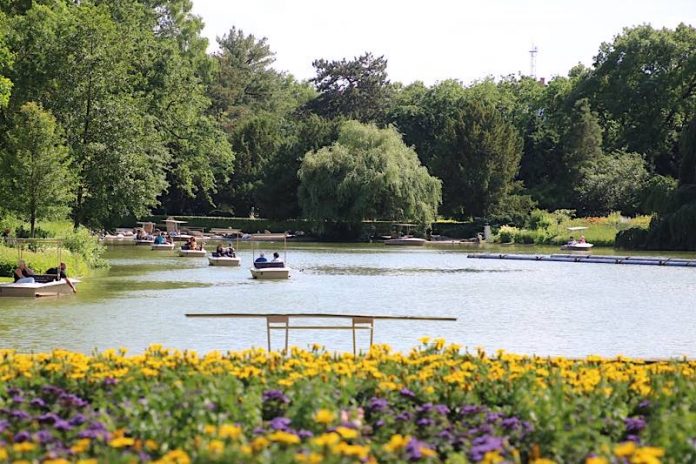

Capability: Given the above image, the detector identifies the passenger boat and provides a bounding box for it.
[0,277,80,298]
[178,248,206,257]
[135,239,155,246]
[560,226,594,251]
[249,233,290,279]
[151,243,175,251]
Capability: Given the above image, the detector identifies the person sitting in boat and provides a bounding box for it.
[213,244,225,257]
[226,247,236,258]
[181,237,193,251]
[271,252,283,263]
[153,233,167,245]
[136,229,146,240]
[13,260,35,284]
[45,262,77,293]
[255,253,267,263]
[566,236,577,246]
[578,235,586,244]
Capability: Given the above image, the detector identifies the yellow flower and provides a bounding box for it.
[295,452,323,464]
[335,426,358,440]
[332,442,370,459]
[312,432,341,447]
[145,439,159,451]
[586,457,609,464]
[219,424,242,439]
[70,438,91,453]
[77,460,98,464]
[615,442,637,457]
[108,437,135,448]
[314,408,335,425]
[384,434,410,453]
[154,449,190,464]
[531,459,556,464]
[44,460,70,464]
[207,439,224,454]
[268,430,301,445]
[419,337,431,345]
[0,449,6,460]
[483,451,505,464]
[251,436,270,452]
[12,442,36,453]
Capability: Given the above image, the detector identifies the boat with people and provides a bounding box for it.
[177,236,205,257]
[208,244,240,266]
[0,239,80,298]
[560,226,594,251]
[151,243,174,251]
[249,234,290,279]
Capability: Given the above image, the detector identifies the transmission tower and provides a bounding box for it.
[529,45,538,79]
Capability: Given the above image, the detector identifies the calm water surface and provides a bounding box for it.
[1,243,695,357]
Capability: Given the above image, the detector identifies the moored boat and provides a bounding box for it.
[384,237,427,246]
[0,277,80,298]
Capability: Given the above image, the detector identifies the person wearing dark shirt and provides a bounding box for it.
[45,262,77,293]
[255,253,267,263]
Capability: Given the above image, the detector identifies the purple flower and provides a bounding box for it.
[374,419,385,429]
[298,429,314,439]
[459,405,482,416]
[103,377,118,386]
[417,403,433,414]
[269,417,291,431]
[0,419,9,432]
[7,387,22,396]
[35,430,53,444]
[253,427,266,435]
[262,390,290,404]
[13,431,31,443]
[469,435,504,462]
[502,417,521,430]
[625,417,647,434]
[69,414,86,426]
[434,404,450,415]
[438,429,455,442]
[486,412,503,423]
[399,388,416,400]
[12,395,24,404]
[59,393,88,408]
[42,385,65,396]
[9,410,31,421]
[626,434,642,443]
[396,411,412,422]
[416,418,433,428]
[54,419,73,431]
[368,397,389,412]
[30,398,46,409]
[38,412,60,424]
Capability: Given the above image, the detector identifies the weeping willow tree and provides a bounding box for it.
[298,121,441,225]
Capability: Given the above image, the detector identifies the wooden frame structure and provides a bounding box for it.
[185,313,457,354]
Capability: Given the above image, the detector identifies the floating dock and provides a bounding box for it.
[467,253,696,267]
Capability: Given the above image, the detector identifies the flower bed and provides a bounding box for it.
[0,340,694,463]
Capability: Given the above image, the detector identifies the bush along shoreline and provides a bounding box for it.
[0,341,692,463]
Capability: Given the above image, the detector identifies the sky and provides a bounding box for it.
[190,0,695,85]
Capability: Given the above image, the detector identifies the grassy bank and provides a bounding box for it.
[0,220,106,278]
[495,212,651,247]
[0,341,691,463]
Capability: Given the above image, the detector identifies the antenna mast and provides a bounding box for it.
[529,45,538,79]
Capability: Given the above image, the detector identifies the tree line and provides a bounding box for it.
[0,1,694,238]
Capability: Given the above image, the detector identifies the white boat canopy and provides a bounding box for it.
[567,226,589,231]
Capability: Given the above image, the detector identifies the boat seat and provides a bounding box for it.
[253,261,285,269]
[33,274,61,284]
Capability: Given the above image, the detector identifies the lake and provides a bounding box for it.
[1,243,695,358]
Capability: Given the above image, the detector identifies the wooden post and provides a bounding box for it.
[266,317,271,352]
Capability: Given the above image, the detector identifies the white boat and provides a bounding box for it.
[151,243,175,251]
[250,262,290,279]
[135,239,154,246]
[208,255,241,266]
[560,242,594,251]
[0,278,80,298]
[249,233,291,279]
[561,226,593,251]
[178,248,206,257]
[384,237,427,246]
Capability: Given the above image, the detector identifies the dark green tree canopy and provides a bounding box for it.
[307,52,392,123]
[298,121,441,224]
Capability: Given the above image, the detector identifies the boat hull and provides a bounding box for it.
[151,243,175,251]
[384,238,427,246]
[250,267,290,279]
[0,279,79,298]
[135,240,154,246]
[560,243,594,251]
[208,256,241,266]
[178,249,206,257]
